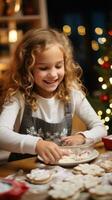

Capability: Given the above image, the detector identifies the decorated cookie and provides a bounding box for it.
[26,168,52,184]
[73,163,105,176]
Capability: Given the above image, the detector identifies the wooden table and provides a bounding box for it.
[0,142,110,200]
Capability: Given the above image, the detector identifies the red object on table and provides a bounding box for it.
[0,178,29,200]
[102,135,112,150]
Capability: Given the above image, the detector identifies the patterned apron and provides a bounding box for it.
[8,102,72,161]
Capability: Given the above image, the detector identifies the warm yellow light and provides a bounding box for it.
[95,27,103,35]
[101,84,107,90]
[105,117,110,122]
[15,0,21,12]
[98,77,103,82]
[9,29,17,43]
[63,25,71,35]
[109,103,112,108]
[98,37,106,44]
[104,56,109,62]
[97,58,104,65]
[91,40,99,51]
[98,110,103,115]
[77,26,86,36]
[106,108,111,114]
[109,77,112,84]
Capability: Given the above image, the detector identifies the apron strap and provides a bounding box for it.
[65,102,72,135]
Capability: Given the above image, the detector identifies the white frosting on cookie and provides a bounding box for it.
[26,169,51,184]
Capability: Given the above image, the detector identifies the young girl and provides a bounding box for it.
[0,28,107,163]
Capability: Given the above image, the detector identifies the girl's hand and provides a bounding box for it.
[61,134,85,146]
[36,140,69,164]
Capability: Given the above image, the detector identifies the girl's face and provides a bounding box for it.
[33,45,65,98]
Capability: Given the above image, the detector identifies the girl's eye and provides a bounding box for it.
[56,65,63,69]
[39,67,48,71]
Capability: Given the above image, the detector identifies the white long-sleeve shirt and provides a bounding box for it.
[0,90,107,154]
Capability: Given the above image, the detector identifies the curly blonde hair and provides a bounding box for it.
[2,28,86,111]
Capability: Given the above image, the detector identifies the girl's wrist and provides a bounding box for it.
[35,137,43,153]
[77,133,86,144]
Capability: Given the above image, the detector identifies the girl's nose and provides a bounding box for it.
[48,68,57,77]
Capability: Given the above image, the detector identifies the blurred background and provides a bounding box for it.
[0,0,112,132]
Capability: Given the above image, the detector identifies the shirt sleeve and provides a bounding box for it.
[0,96,41,154]
[72,91,107,142]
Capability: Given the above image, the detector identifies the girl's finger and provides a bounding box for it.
[40,152,50,164]
[50,147,63,160]
[61,136,67,141]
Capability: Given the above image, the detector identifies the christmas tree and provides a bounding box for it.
[88,30,112,133]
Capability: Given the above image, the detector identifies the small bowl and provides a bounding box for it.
[0,179,29,200]
[102,135,112,150]
[60,138,94,154]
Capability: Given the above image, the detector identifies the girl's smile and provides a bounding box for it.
[33,45,65,98]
